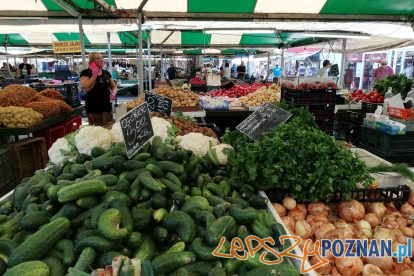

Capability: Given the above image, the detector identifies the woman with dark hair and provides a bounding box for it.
[344,64,355,90]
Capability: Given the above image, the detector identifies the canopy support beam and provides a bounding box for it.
[78,14,87,69]
[137,12,144,95]
[340,39,347,88]
[401,50,406,73]
[359,53,366,89]
[161,31,175,45]
[107,32,112,75]
[4,34,9,72]
[147,31,152,91]
[281,48,285,77]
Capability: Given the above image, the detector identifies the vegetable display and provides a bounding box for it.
[239,83,281,107]
[273,196,414,275]
[0,106,43,128]
[201,83,266,98]
[348,89,384,103]
[189,77,206,85]
[0,129,302,275]
[222,105,373,201]
[374,74,413,98]
[127,86,199,109]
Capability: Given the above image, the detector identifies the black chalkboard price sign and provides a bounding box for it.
[145,92,173,116]
[120,102,154,159]
[236,102,292,141]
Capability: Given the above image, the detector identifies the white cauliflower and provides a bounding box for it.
[75,126,113,156]
[177,132,219,157]
[110,122,124,143]
[208,144,234,165]
[151,117,172,142]
[48,137,76,164]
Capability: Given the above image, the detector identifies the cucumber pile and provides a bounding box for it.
[0,137,301,275]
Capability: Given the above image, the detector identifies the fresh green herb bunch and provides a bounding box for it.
[224,122,373,202]
[374,74,413,98]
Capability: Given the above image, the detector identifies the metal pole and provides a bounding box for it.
[340,39,347,88]
[160,47,165,81]
[359,53,366,89]
[35,55,38,76]
[392,50,398,73]
[4,35,9,71]
[78,14,87,69]
[137,13,144,95]
[147,31,152,91]
[107,32,112,75]
[401,50,406,74]
[281,48,285,77]
[14,56,17,70]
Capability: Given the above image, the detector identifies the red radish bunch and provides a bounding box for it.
[189,77,206,85]
[350,89,384,103]
[202,83,267,98]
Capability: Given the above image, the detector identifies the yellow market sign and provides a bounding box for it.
[53,41,81,53]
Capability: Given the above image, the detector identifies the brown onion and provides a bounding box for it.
[409,192,414,206]
[310,256,331,274]
[394,229,408,244]
[368,202,386,219]
[335,256,363,276]
[288,208,306,221]
[272,203,286,217]
[373,227,396,242]
[401,226,414,238]
[314,223,335,240]
[338,200,365,222]
[282,216,295,234]
[366,255,393,270]
[295,220,312,239]
[295,203,307,216]
[308,201,330,217]
[283,196,296,210]
[401,203,414,215]
[364,213,380,228]
[397,217,409,227]
[355,220,372,239]
[401,269,414,276]
[383,216,399,229]
[362,264,382,276]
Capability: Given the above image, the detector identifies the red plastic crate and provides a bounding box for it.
[33,124,66,150]
[388,106,414,120]
[65,116,82,134]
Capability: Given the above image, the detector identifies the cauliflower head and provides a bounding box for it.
[151,117,172,142]
[110,122,124,143]
[75,126,113,156]
[208,144,234,165]
[177,132,219,157]
[48,137,76,164]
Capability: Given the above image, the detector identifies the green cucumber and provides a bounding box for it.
[249,220,272,239]
[73,247,95,272]
[55,239,75,266]
[75,236,115,253]
[159,178,183,193]
[153,226,169,242]
[8,218,70,267]
[191,237,230,261]
[51,203,83,221]
[124,160,146,170]
[155,161,185,175]
[133,152,151,161]
[165,172,182,187]
[134,234,156,261]
[94,174,118,186]
[163,211,196,243]
[76,197,99,209]
[57,180,107,203]
[112,199,133,232]
[152,251,195,274]
[125,232,142,249]
[20,211,51,230]
[145,164,164,178]
[42,256,65,276]
[229,204,256,224]
[166,241,185,253]
[205,216,237,246]
[138,171,165,192]
[4,261,49,276]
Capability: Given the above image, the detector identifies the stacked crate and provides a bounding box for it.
[283,87,336,134]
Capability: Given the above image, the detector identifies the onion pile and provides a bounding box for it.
[275,196,414,275]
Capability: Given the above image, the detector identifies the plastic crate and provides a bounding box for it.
[190,84,206,93]
[360,144,414,166]
[33,124,66,150]
[284,89,336,106]
[308,105,335,121]
[0,147,16,196]
[266,185,411,208]
[8,138,48,183]
[42,83,81,107]
[360,126,414,155]
[390,117,414,132]
[361,102,382,114]
[388,106,414,120]
[65,116,82,135]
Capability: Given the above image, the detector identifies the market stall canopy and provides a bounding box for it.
[0,0,412,21]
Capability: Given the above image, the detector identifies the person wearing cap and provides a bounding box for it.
[317,60,331,77]
[297,62,307,77]
[372,59,394,85]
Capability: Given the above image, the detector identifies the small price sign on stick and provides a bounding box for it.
[145,92,173,116]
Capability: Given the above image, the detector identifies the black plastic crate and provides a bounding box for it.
[360,126,414,155]
[0,147,15,196]
[284,89,336,106]
[309,105,335,121]
[267,185,411,208]
[191,84,206,93]
[39,83,81,108]
[360,144,414,166]
[362,102,383,114]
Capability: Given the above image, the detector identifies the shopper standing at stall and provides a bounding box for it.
[223,62,231,80]
[17,57,32,79]
[273,64,281,83]
[237,61,246,80]
[317,60,331,77]
[166,64,177,87]
[372,60,394,87]
[344,64,355,90]
[402,62,413,79]
[80,52,117,127]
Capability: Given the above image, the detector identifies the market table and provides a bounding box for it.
[0,105,84,140]
[204,109,253,130]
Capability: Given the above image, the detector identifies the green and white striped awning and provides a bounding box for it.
[1,0,412,18]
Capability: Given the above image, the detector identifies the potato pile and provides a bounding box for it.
[127,86,199,109]
[239,83,281,107]
[0,85,38,107]
[152,112,217,138]
[0,106,43,128]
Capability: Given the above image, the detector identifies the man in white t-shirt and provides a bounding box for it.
[317,60,331,77]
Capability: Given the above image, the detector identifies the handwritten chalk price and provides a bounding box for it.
[145,92,173,116]
[120,102,154,159]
